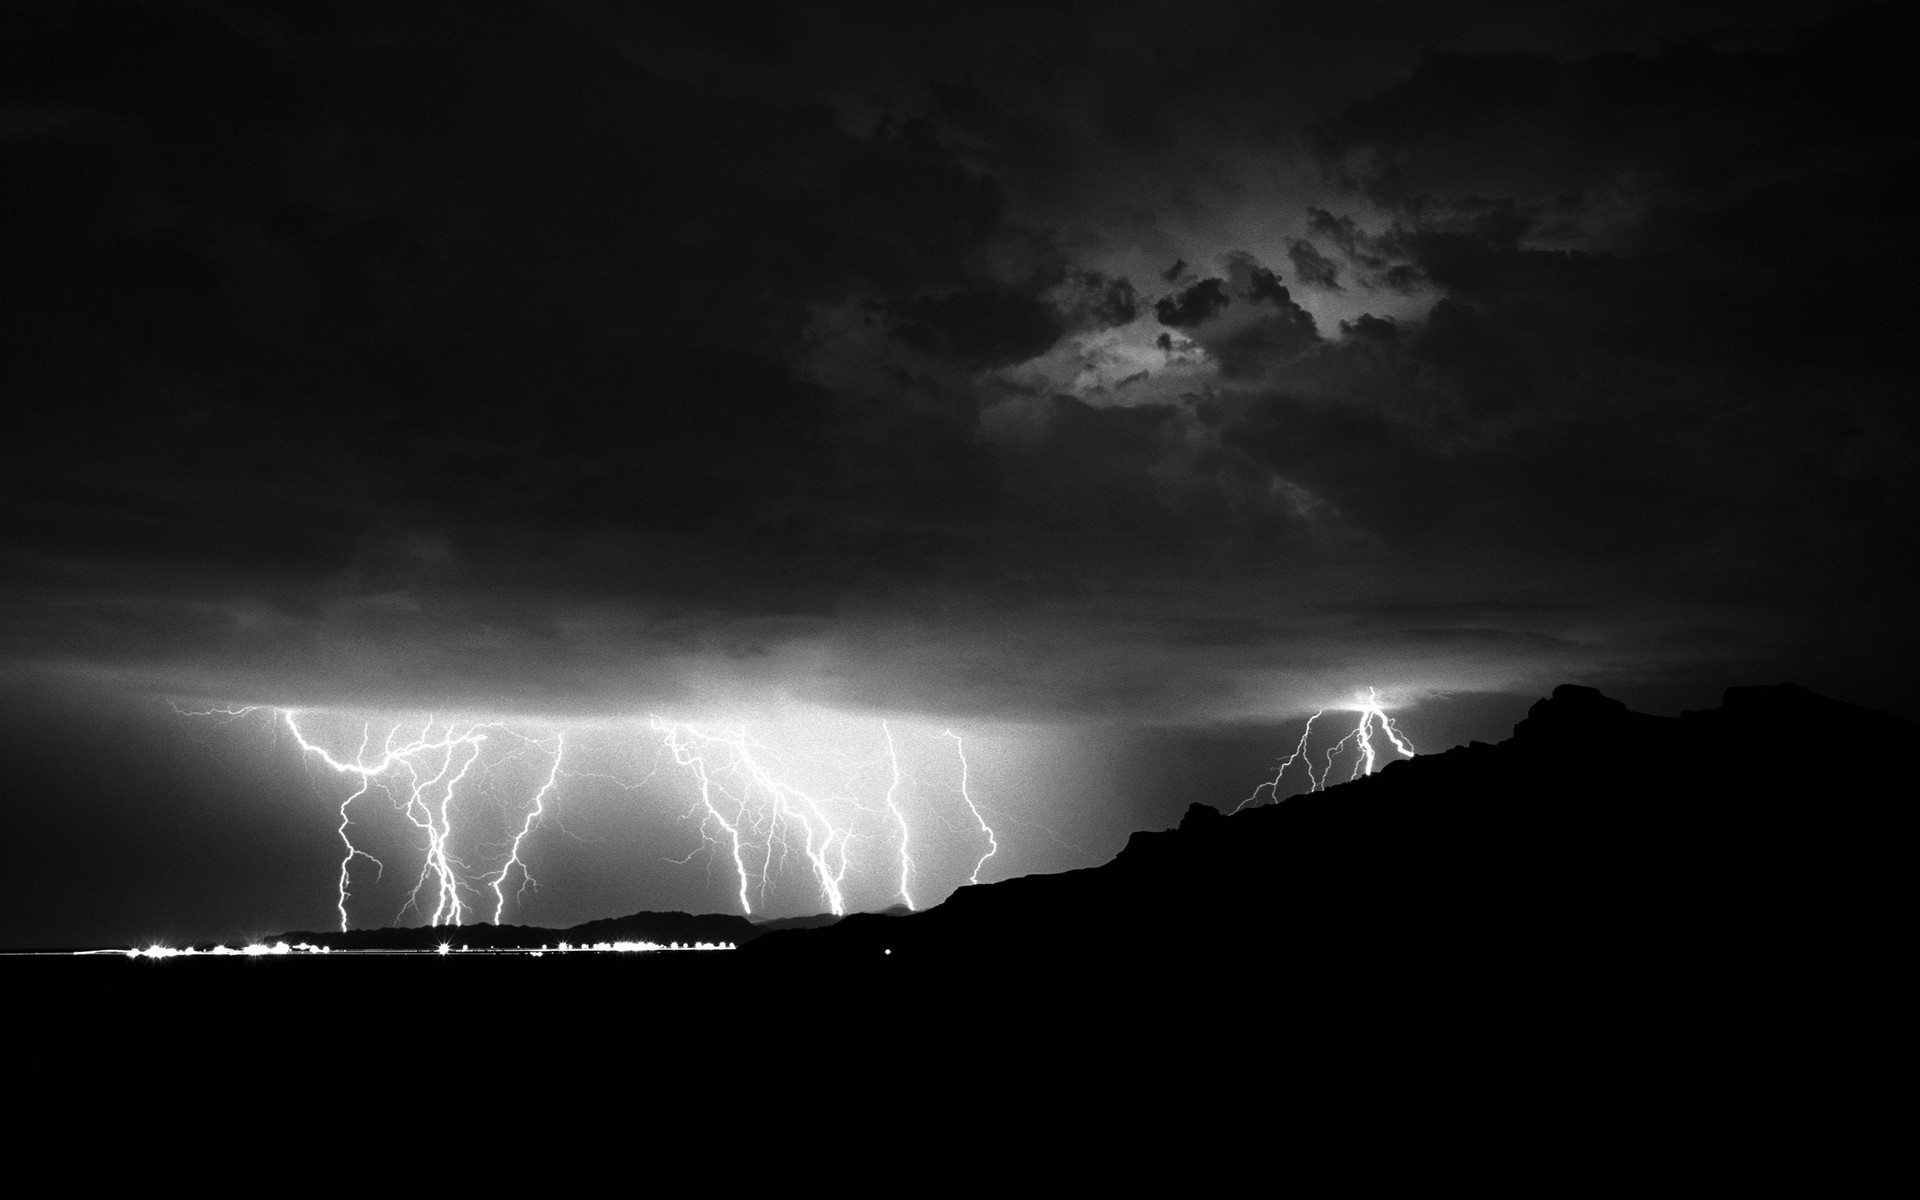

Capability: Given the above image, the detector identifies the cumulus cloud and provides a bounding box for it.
[1154,278,1232,328]
[1052,271,1142,331]
[1286,239,1343,290]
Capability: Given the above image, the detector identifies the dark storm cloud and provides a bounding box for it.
[1179,254,1323,380]
[1154,278,1231,328]
[1270,4,1920,709]
[2,0,1914,723]
[0,3,1020,705]
[891,287,1067,369]
[1054,271,1141,331]
[1339,314,1400,342]
[1241,265,1291,309]
[1314,9,1916,216]
[1303,207,1423,292]
[1285,239,1343,291]
[1220,385,1694,559]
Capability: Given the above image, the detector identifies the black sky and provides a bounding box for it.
[3,1,1915,944]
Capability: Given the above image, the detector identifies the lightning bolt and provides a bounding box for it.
[177,703,1008,930]
[1373,696,1417,759]
[647,718,997,917]
[881,721,916,910]
[276,710,564,930]
[488,733,565,924]
[1239,688,1416,808]
[1235,710,1324,812]
[1324,687,1417,784]
[649,717,853,917]
[943,729,998,885]
[652,717,759,915]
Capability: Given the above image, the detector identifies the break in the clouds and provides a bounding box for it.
[2,0,1914,724]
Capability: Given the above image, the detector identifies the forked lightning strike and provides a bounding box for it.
[650,717,853,916]
[881,721,916,911]
[944,729,998,884]
[488,734,565,924]
[1236,687,1416,811]
[176,704,1001,930]
[1235,711,1325,811]
[646,718,993,917]
[279,710,565,931]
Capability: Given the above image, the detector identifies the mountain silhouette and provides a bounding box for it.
[739,683,1913,995]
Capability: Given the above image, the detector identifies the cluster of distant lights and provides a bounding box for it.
[100,939,734,959]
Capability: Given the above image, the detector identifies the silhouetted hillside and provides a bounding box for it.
[742,683,1914,996]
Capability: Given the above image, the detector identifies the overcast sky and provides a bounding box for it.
[2,1,1913,944]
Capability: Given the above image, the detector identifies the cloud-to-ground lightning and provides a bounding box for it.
[944,729,998,884]
[650,717,825,917]
[1325,687,1416,783]
[176,703,1003,932]
[644,718,992,917]
[488,733,565,924]
[1237,688,1416,810]
[1235,710,1324,812]
[881,721,916,910]
[279,711,565,930]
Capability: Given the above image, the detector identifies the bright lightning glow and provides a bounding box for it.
[488,733,565,924]
[277,710,565,931]
[643,717,995,917]
[944,729,997,885]
[652,717,757,915]
[881,721,916,911]
[1239,688,1416,809]
[649,717,854,916]
[1325,687,1418,784]
[176,703,1005,931]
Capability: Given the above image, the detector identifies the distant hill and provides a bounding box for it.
[261,899,853,953]
[264,909,763,953]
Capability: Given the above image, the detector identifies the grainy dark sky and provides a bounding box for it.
[3,1,1913,944]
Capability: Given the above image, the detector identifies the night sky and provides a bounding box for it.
[3,1,1914,948]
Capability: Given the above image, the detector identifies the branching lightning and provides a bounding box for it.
[944,729,998,884]
[1235,710,1324,811]
[175,703,1003,931]
[649,717,851,917]
[1237,687,1416,810]
[488,733,565,924]
[881,721,916,911]
[1325,687,1417,783]
[278,710,565,931]
[644,717,993,917]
